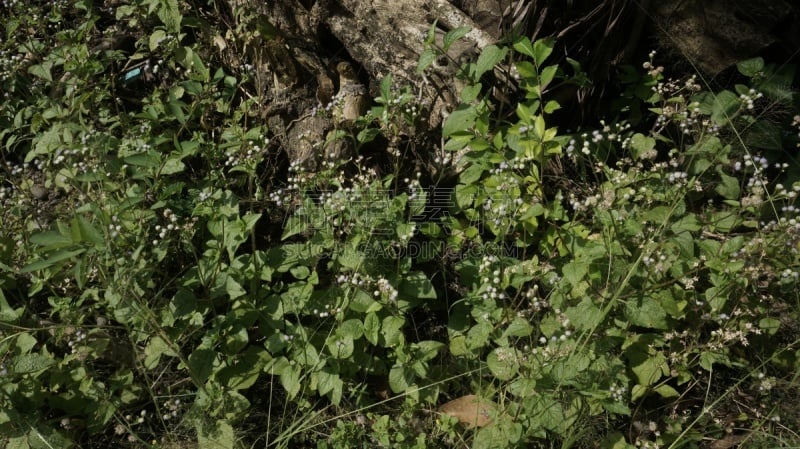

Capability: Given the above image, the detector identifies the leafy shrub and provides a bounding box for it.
[1,2,799,449]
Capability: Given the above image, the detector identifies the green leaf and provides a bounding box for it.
[327,335,354,359]
[758,64,795,103]
[293,342,320,367]
[161,156,186,175]
[29,231,72,248]
[316,370,343,405]
[149,29,167,51]
[28,61,53,82]
[281,215,307,240]
[444,131,474,151]
[516,102,534,123]
[157,0,182,33]
[20,248,86,273]
[654,384,680,398]
[539,65,558,88]
[22,425,72,449]
[715,168,740,200]
[601,432,636,449]
[417,48,437,74]
[443,104,478,137]
[289,265,309,280]
[502,317,533,338]
[349,289,382,313]
[144,336,177,369]
[381,316,405,347]
[444,27,471,51]
[630,384,648,402]
[29,125,65,162]
[72,216,104,246]
[425,20,437,45]
[224,323,249,353]
[699,351,724,371]
[625,296,668,330]
[474,425,510,449]
[0,293,23,322]
[413,340,445,361]
[168,101,187,124]
[629,133,656,160]
[628,350,667,386]
[532,38,555,66]
[380,74,393,100]
[400,271,436,300]
[543,100,560,114]
[744,120,784,150]
[336,318,364,340]
[357,128,381,144]
[124,151,161,168]
[474,45,507,80]
[460,83,482,103]
[222,275,246,300]
[216,347,269,390]
[671,214,701,233]
[487,347,520,381]
[389,364,414,393]
[459,163,486,185]
[466,320,492,351]
[13,353,55,374]
[710,90,740,125]
[512,36,536,58]
[363,312,380,345]
[531,394,566,431]
[565,297,603,331]
[188,348,216,384]
[642,205,671,224]
[737,57,764,77]
[759,317,780,335]
[562,259,588,290]
[196,420,234,449]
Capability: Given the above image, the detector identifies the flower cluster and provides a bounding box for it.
[432,149,453,166]
[0,48,25,85]
[160,398,183,421]
[116,409,153,443]
[224,139,269,170]
[755,372,776,393]
[632,420,662,449]
[374,276,399,302]
[480,157,527,231]
[336,271,399,305]
[151,209,195,246]
[609,383,628,402]
[523,284,549,312]
[538,311,573,345]
[733,153,770,173]
[66,328,88,355]
[739,88,763,110]
[477,255,506,303]
[310,302,343,319]
[565,121,633,164]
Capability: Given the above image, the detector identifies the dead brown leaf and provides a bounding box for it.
[710,434,748,449]
[438,394,498,429]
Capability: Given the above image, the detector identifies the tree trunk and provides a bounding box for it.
[220,0,508,167]
[217,0,799,167]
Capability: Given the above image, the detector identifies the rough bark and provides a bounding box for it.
[651,0,796,76]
